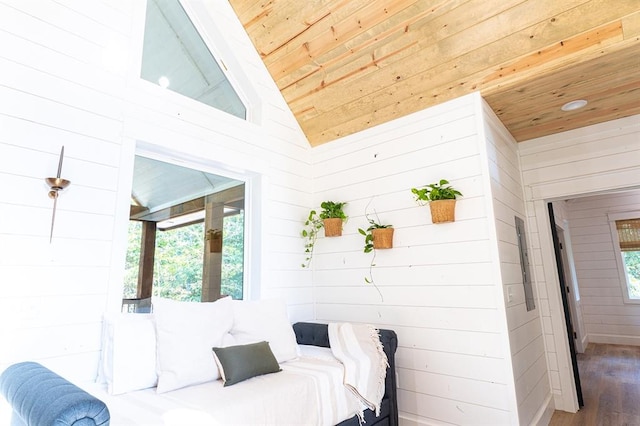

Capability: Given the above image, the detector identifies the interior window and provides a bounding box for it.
[123,156,245,311]
[614,218,640,300]
[140,0,247,119]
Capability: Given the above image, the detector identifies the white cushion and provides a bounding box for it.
[153,296,234,393]
[99,313,158,395]
[230,299,298,363]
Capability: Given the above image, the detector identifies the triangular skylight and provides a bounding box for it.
[140,0,247,119]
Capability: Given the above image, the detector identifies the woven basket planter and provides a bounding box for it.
[429,199,456,223]
[323,218,343,237]
[207,229,223,252]
[372,228,394,249]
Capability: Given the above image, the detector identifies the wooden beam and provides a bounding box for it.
[129,205,148,217]
[201,184,245,302]
[131,197,205,221]
[138,221,156,299]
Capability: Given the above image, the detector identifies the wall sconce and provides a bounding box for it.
[46,146,71,243]
[206,228,222,253]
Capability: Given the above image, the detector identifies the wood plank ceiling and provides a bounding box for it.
[228,0,640,146]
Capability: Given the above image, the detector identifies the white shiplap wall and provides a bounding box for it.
[0,0,313,381]
[518,114,640,411]
[481,101,552,425]
[311,93,521,425]
[565,191,640,345]
[0,0,135,381]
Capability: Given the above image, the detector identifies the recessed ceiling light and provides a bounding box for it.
[158,76,170,89]
[561,99,588,111]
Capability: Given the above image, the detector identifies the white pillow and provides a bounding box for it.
[153,296,233,393]
[230,299,298,363]
[99,313,157,395]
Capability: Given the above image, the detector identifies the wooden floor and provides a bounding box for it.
[549,343,640,426]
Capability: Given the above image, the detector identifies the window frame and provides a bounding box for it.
[180,0,258,121]
[134,142,261,302]
[608,211,640,304]
[130,0,263,124]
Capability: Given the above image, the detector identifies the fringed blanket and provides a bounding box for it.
[328,322,388,421]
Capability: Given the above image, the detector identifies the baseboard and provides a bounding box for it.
[399,413,444,426]
[552,391,571,414]
[588,333,640,346]
[400,394,556,426]
[580,334,589,353]
[530,393,555,426]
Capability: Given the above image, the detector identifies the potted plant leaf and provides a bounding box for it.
[357,210,391,302]
[318,201,347,237]
[411,179,462,223]
[301,201,347,268]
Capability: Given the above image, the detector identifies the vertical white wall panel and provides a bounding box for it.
[0,0,132,383]
[310,93,519,425]
[481,101,552,425]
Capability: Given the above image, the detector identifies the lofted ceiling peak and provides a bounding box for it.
[228,0,640,146]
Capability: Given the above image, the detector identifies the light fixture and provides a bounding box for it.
[158,76,170,88]
[46,146,71,243]
[561,99,588,111]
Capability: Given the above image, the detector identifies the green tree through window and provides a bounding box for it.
[123,211,244,302]
[123,221,142,299]
[154,222,204,301]
[221,211,244,299]
[622,251,640,298]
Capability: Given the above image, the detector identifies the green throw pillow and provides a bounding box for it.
[212,341,282,386]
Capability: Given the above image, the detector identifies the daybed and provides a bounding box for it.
[0,298,397,426]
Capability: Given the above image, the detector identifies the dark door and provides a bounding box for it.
[548,202,584,407]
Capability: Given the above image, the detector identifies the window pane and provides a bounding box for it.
[123,221,142,298]
[154,222,205,302]
[125,156,246,305]
[222,210,244,299]
[141,0,247,119]
[622,251,640,299]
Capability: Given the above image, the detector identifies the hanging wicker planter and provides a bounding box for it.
[412,179,462,224]
[323,218,343,237]
[429,199,456,223]
[207,229,223,252]
[372,227,394,249]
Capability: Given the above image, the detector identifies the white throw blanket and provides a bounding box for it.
[328,322,388,420]
[84,355,362,426]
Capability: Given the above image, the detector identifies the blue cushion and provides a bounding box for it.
[0,362,110,426]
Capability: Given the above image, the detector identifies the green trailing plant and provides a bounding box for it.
[301,201,347,268]
[411,179,462,203]
[301,209,322,268]
[358,218,392,253]
[357,203,389,302]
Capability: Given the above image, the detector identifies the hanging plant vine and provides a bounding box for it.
[357,198,391,302]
